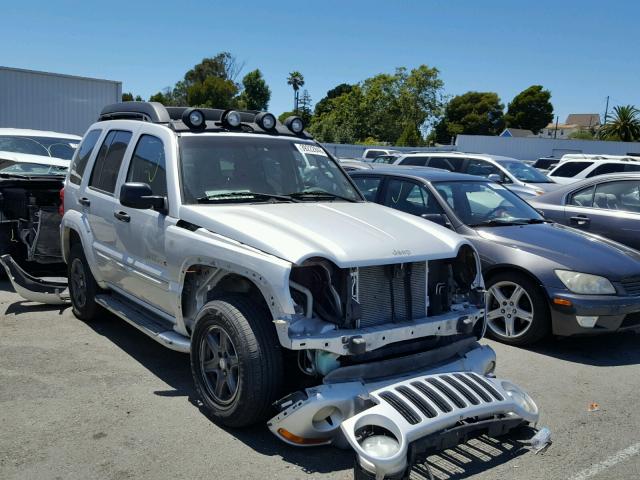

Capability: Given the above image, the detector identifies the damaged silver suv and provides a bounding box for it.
[3,102,539,479]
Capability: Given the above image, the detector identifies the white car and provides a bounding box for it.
[361,148,400,161]
[2,103,539,479]
[547,158,640,184]
[0,128,81,160]
[393,152,560,198]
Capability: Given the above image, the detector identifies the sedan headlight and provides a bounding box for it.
[555,270,616,295]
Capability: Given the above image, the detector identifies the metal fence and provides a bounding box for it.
[321,143,456,158]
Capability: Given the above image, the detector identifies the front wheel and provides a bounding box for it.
[190,295,283,427]
[485,272,550,345]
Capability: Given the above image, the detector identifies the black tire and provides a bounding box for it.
[68,242,99,321]
[190,295,283,427]
[484,271,550,346]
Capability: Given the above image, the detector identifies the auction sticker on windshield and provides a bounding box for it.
[294,143,327,157]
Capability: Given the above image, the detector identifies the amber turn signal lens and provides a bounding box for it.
[277,428,330,445]
[553,297,573,306]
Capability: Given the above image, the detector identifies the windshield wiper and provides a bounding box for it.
[196,191,300,203]
[470,218,550,227]
[287,190,358,202]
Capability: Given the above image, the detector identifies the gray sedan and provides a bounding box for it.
[349,166,640,345]
[529,173,640,250]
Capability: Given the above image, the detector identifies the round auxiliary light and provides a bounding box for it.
[255,112,277,131]
[284,115,304,134]
[182,108,205,130]
[223,110,242,128]
[360,435,400,459]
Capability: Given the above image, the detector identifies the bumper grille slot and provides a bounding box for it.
[441,375,480,405]
[379,391,420,425]
[357,262,426,328]
[396,386,437,419]
[622,277,640,296]
[426,378,466,409]
[454,373,492,403]
[469,373,504,401]
[411,382,452,413]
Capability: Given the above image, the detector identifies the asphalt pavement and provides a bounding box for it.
[1,281,639,480]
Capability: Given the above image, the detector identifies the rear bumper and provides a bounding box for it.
[546,287,640,336]
[0,254,69,305]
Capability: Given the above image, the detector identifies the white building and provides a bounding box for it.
[539,113,601,139]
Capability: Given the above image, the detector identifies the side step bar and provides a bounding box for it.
[0,254,70,305]
[95,294,190,353]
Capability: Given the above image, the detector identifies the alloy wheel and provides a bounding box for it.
[486,281,535,339]
[70,258,87,308]
[199,325,240,405]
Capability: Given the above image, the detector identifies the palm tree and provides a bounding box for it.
[598,105,640,142]
[287,71,305,112]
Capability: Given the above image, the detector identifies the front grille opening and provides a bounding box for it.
[396,385,438,418]
[379,391,420,425]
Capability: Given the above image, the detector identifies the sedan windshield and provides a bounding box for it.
[0,135,79,160]
[0,159,68,176]
[179,135,361,204]
[433,181,545,227]
[500,160,552,183]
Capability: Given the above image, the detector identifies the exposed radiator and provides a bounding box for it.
[357,261,427,328]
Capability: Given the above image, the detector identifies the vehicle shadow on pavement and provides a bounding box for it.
[82,309,354,475]
[522,332,640,367]
[3,299,69,316]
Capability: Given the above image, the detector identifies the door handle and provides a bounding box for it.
[114,211,131,223]
[78,197,91,207]
[570,215,590,226]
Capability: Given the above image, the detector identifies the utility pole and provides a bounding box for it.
[553,115,559,139]
[603,95,610,126]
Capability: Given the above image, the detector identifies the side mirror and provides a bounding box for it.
[421,213,452,229]
[120,182,166,212]
[487,173,502,183]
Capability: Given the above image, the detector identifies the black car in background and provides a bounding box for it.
[349,166,640,345]
[529,173,640,251]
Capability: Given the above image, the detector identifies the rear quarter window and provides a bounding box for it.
[551,161,593,177]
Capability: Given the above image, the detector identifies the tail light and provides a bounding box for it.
[58,188,65,216]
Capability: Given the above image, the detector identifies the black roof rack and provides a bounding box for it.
[98,102,311,138]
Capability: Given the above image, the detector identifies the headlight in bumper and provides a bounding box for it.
[555,270,616,295]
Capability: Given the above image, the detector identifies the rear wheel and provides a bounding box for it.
[68,242,99,321]
[190,295,283,427]
[485,272,550,345]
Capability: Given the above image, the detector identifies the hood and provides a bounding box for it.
[179,202,467,267]
[475,222,640,280]
[0,150,69,167]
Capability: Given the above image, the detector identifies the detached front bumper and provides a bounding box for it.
[546,287,640,336]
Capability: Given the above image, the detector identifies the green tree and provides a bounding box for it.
[504,85,553,134]
[298,89,313,125]
[237,69,271,111]
[122,92,134,102]
[186,76,238,109]
[149,91,168,104]
[598,105,640,142]
[314,83,353,116]
[134,95,143,101]
[278,111,296,123]
[568,129,595,140]
[185,52,244,85]
[309,85,367,143]
[287,71,305,111]
[432,91,504,144]
[396,123,423,146]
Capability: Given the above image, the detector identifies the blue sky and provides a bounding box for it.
[3,0,639,123]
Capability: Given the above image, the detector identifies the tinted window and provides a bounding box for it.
[625,164,640,172]
[126,135,167,196]
[352,176,382,201]
[399,156,429,166]
[465,159,501,177]
[383,179,444,216]
[69,130,101,185]
[427,157,464,172]
[551,161,593,177]
[89,130,132,194]
[586,163,626,178]
[568,185,595,207]
[593,181,640,212]
[365,150,383,159]
[372,155,396,164]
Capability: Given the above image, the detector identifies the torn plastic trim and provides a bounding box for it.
[0,254,69,305]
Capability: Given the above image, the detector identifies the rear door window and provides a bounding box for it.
[69,129,101,185]
[89,130,132,194]
[464,159,501,177]
[352,176,382,201]
[551,161,593,177]
[365,150,383,159]
[383,178,444,216]
[399,156,429,166]
[427,156,465,172]
[593,181,640,212]
[586,163,626,178]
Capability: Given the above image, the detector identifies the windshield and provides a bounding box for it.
[500,160,552,183]
[0,159,68,176]
[433,181,544,226]
[179,135,361,204]
[0,135,79,160]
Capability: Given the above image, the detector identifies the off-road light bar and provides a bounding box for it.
[222,110,242,128]
[284,116,304,134]
[182,108,205,130]
[255,112,277,131]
